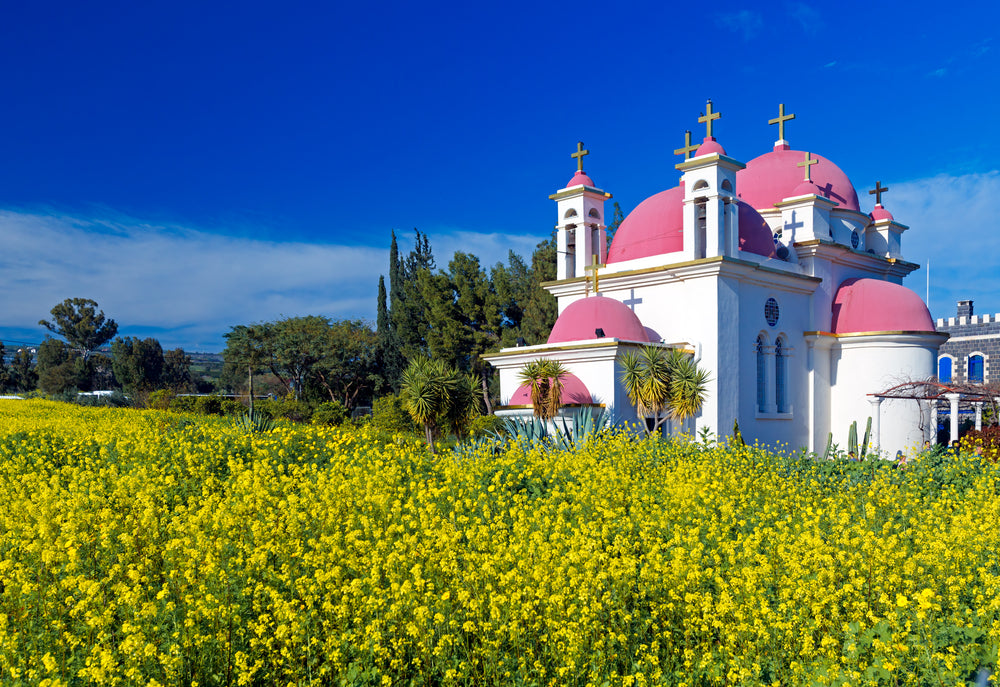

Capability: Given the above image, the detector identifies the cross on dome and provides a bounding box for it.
[571,141,590,173]
[798,151,819,181]
[769,103,796,142]
[673,130,698,160]
[698,100,721,139]
[870,180,889,205]
[584,254,602,295]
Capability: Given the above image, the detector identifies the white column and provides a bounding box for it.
[945,393,961,445]
[975,402,983,431]
[868,397,882,453]
[930,402,938,443]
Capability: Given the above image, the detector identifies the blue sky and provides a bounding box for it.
[1,1,998,351]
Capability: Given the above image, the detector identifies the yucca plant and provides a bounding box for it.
[620,345,709,435]
[517,359,568,420]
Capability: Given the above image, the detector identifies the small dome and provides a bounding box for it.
[791,180,823,197]
[831,278,935,334]
[606,183,776,263]
[737,146,861,212]
[695,136,726,157]
[509,372,593,405]
[547,295,650,344]
[565,170,595,188]
[869,204,894,222]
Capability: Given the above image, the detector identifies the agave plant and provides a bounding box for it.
[231,408,275,434]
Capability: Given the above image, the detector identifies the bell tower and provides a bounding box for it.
[550,142,611,281]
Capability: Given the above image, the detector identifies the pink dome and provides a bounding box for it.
[565,170,595,188]
[831,278,935,334]
[607,185,685,262]
[791,180,823,197]
[737,146,861,212]
[738,202,778,258]
[509,372,593,405]
[869,204,894,222]
[607,183,776,263]
[547,295,650,343]
[695,137,726,157]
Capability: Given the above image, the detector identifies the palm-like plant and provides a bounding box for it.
[400,357,481,452]
[620,345,709,435]
[517,359,568,420]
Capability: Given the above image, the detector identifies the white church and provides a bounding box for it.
[485,102,947,456]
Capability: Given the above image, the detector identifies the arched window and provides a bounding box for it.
[938,357,953,383]
[775,337,787,413]
[969,354,985,383]
[588,208,600,218]
[756,335,767,412]
[564,208,578,218]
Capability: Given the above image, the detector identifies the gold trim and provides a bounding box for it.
[484,340,650,358]
[548,186,612,201]
[773,194,838,209]
[804,329,949,339]
[674,153,746,172]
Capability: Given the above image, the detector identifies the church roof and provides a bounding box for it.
[870,204,895,222]
[695,136,726,157]
[831,278,935,334]
[737,144,861,212]
[605,183,777,263]
[547,295,650,343]
[508,372,593,405]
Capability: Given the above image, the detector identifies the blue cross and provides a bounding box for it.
[623,289,642,311]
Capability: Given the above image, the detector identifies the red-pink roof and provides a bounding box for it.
[606,183,776,263]
[737,146,860,212]
[869,204,894,222]
[509,372,593,405]
[565,170,595,188]
[695,136,726,157]
[831,278,935,334]
[547,295,650,343]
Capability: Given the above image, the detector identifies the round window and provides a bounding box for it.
[851,230,860,249]
[765,298,779,327]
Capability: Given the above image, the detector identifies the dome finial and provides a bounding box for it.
[571,141,590,173]
[768,103,796,144]
[798,151,819,182]
[698,99,721,139]
[869,180,889,206]
[674,130,698,160]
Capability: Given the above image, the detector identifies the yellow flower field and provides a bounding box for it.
[1,399,998,686]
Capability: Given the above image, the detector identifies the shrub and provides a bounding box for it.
[195,395,223,416]
[312,401,348,426]
[372,394,418,435]
[148,389,175,410]
[169,395,198,413]
[468,413,505,438]
[220,399,245,416]
[959,426,1000,462]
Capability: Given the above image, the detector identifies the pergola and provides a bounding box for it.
[869,380,1000,445]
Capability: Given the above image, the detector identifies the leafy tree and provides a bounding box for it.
[111,337,165,396]
[312,319,381,409]
[517,359,568,420]
[377,274,405,393]
[606,201,625,248]
[620,345,710,435]
[266,316,331,400]
[391,229,435,359]
[491,251,532,347]
[162,348,195,392]
[521,233,558,344]
[0,342,12,392]
[36,339,87,394]
[9,348,37,392]
[223,324,270,413]
[39,298,118,361]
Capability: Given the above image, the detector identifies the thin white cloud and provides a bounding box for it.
[787,2,821,33]
[714,10,763,41]
[0,209,541,351]
[883,171,1000,319]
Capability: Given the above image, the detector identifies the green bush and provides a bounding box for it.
[195,395,223,416]
[220,399,245,416]
[254,396,312,423]
[148,389,175,410]
[312,401,348,426]
[372,394,418,435]
[469,413,505,438]
[169,396,198,413]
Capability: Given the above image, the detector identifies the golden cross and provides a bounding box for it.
[797,151,819,181]
[673,130,698,160]
[698,99,721,138]
[869,180,889,205]
[571,141,590,172]
[584,254,601,294]
[768,103,796,141]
